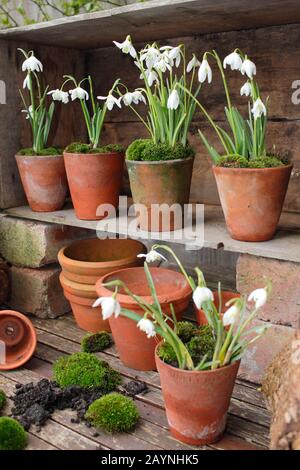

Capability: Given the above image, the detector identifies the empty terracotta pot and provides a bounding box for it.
[126,157,194,232]
[58,238,146,285]
[63,290,110,333]
[0,310,37,370]
[156,346,240,445]
[213,164,292,242]
[96,267,192,371]
[63,151,124,220]
[196,291,240,326]
[15,154,68,212]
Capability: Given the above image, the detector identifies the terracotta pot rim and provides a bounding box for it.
[15,153,63,159]
[126,156,195,165]
[212,163,293,173]
[96,267,192,306]
[63,289,96,306]
[63,151,124,158]
[58,238,146,270]
[155,342,240,376]
[60,272,95,293]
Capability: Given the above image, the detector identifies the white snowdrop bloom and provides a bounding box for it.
[47,89,69,104]
[23,74,30,90]
[98,94,122,111]
[69,87,89,101]
[240,82,252,97]
[186,55,201,73]
[113,35,137,58]
[162,46,181,68]
[143,69,159,87]
[223,51,243,71]
[137,318,156,338]
[132,90,146,104]
[167,89,180,110]
[193,286,214,310]
[137,250,167,263]
[248,288,268,309]
[122,92,134,106]
[223,305,240,327]
[140,46,160,70]
[198,59,212,84]
[22,54,43,73]
[251,98,267,120]
[92,297,121,320]
[22,105,33,120]
[241,59,256,79]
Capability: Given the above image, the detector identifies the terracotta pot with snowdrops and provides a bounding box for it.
[16,49,68,212]
[94,245,271,445]
[185,49,292,241]
[113,37,201,231]
[50,75,124,220]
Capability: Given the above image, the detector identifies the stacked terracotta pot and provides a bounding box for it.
[58,238,146,333]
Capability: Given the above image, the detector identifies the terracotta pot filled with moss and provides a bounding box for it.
[126,140,194,232]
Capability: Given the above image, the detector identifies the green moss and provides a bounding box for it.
[157,342,178,367]
[64,142,124,154]
[176,321,198,343]
[53,352,121,391]
[85,392,139,433]
[126,139,195,161]
[0,417,27,450]
[187,326,215,365]
[216,154,285,168]
[0,390,6,412]
[18,147,62,156]
[81,332,113,353]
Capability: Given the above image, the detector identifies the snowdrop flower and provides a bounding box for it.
[137,250,167,263]
[223,51,243,71]
[22,105,33,120]
[98,94,122,111]
[92,297,121,320]
[132,90,146,104]
[122,92,135,106]
[23,74,30,89]
[248,288,268,309]
[240,82,252,97]
[198,59,212,84]
[22,54,43,73]
[137,318,156,338]
[47,89,69,104]
[69,87,89,101]
[186,54,201,73]
[223,305,240,327]
[140,46,160,70]
[154,57,172,73]
[241,58,256,79]
[161,46,181,68]
[167,89,180,110]
[251,98,267,120]
[143,69,159,87]
[113,35,136,58]
[193,286,214,310]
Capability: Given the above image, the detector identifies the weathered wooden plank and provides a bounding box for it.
[226,415,269,448]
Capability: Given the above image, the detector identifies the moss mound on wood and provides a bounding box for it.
[18,147,62,156]
[126,139,195,161]
[0,417,27,450]
[85,392,139,432]
[53,352,121,391]
[81,332,113,353]
[0,389,6,412]
[216,154,285,168]
[64,142,124,154]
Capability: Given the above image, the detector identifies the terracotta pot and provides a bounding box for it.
[213,164,292,242]
[63,290,110,333]
[126,157,194,232]
[63,152,124,220]
[196,290,240,326]
[156,346,240,445]
[58,238,146,285]
[0,310,37,370]
[60,272,95,299]
[15,154,68,212]
[96,267,192,371]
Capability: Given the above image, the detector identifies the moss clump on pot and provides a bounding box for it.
[0,389,6,412]
[64,142,124,154]
[176,321,198,343]
[85,392,139,432]
[126,139,195,161]
[81,332,113,353]
[53,352,121,391]
[216,154,285,168]
[187,326,215,364]
[0,417,27,450]
[157,342,178,367]
[18,147,62,156]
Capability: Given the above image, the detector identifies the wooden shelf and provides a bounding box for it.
[1,0,300,50]
[4,204,300,263]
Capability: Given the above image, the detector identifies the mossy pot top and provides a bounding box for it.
[213,163,293,173]
[64,142,124,155]
[17,147,63,156]
[126,156,194,166]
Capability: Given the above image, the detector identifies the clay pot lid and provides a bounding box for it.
[96,267,192,306]
[0,310,37,371]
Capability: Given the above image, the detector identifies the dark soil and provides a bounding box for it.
[121,381,148,397]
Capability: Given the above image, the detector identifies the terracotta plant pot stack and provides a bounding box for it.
[58,238,146,333]
[96,267,192,371]
[196,290,240,326]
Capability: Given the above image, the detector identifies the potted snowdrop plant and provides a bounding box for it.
[113,36,202,231]
[16,49,68,212]
[184,49,292,241]
[93,247,270,445]
[49,74,124,220]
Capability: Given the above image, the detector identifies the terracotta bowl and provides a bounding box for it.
[196,290,240,326]
[63,290,110,333]
[0,310,37,370]
[58,238,147,284]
